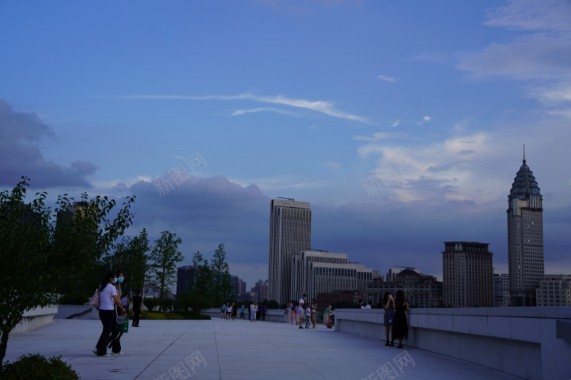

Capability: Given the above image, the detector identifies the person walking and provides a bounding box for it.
[94,272,125,357]
[132,291,142,327]
[107,271,126,355]
[249,302,256,322]
[382,292,395,346]
[391,290,409,348]
[239,304,245,319]
[310,299,317,328]
[323,304,332,327]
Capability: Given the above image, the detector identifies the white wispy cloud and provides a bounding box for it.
[417,115,432,125]
[116,93,369,123]
[230,107,296,117]
[353,132,394,142]
[485,0,571,32]
[458,0,571,113]
[377,74,396,83]
[390,119,400,128]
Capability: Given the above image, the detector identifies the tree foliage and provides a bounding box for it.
[210,244,233,305]
[51,192,135,301]
[148,231,183,309]
[103,228,150,295]
[0,178,55,365]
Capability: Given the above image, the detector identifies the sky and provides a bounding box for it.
[1,0,570,289]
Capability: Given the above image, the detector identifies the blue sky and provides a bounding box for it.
[1,0,570,289]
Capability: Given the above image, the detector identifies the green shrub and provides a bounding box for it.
[1,354,79,380]
[143,298,159,311]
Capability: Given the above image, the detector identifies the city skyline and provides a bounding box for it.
[1,1,570,289]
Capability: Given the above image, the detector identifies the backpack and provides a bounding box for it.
[89,288,100,309]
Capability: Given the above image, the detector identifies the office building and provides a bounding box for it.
[268,198,311,304]
[536,275,571,306]
[368,269,443,308]
[291,250,373,303]
[443,241,494,307]
[507,152,544,306]
[493,273,510,307]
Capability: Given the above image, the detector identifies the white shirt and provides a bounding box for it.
[99,283,117,311]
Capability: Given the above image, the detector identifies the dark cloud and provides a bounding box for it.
[128,176,270,265]
[0,100,95,188]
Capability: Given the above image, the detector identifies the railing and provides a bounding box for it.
[334,307,571,380]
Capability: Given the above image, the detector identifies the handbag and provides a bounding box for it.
[89,288,100,310]
[115,307,129,333]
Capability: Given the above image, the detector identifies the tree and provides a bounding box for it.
[148,231,183,310]
[210,244,232,305]
[0,178,55,365]
[51,192,135,302]
[104,229,150,295]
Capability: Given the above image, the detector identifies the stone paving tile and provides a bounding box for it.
[4,318,522,380]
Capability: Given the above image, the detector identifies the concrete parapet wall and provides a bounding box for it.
[12,305,58,335]
[203,308,289,323]
[334,307,571,380]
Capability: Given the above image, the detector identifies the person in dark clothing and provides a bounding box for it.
[391,290,409,348]
[132,291,142,327]
[94,272,125,356]
[382,292,395,346]
[107,271,125,354]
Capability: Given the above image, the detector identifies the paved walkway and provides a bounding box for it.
[4,317,522,380]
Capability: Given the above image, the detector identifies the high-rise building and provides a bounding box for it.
[443,242,494,307]
[493,273,510,307]
[268,198,312,305]
[176,265,198,296]
[507,152,544,306]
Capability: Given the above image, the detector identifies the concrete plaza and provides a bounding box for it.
[4,316,522,380]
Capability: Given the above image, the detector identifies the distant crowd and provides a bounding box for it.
[219,291,411,348]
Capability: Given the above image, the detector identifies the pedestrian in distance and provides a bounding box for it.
[391,290,409,348]
[382,292,395,346]
[132,290,142,327]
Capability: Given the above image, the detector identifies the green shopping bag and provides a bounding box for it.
[122,318,129,333]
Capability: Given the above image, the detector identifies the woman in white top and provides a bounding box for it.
[94,272,125,356]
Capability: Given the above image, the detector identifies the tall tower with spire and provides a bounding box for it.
[507,146,544,306]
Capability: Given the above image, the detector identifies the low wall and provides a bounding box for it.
[334,307,571,380]
[12,305,59,335]
[202,308,289,323]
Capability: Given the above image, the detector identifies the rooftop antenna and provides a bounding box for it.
[523,144,526,163]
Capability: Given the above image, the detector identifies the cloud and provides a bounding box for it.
[457,0,571,113]
[0,100,95,188]
[417,115,432,125]
[377,74,396,83]
[123,176,271,288]
[115,93,369,124]
[353,132,394,142]
[485,0,571,33]
[230,107,296,117]
[390,119,400,128]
